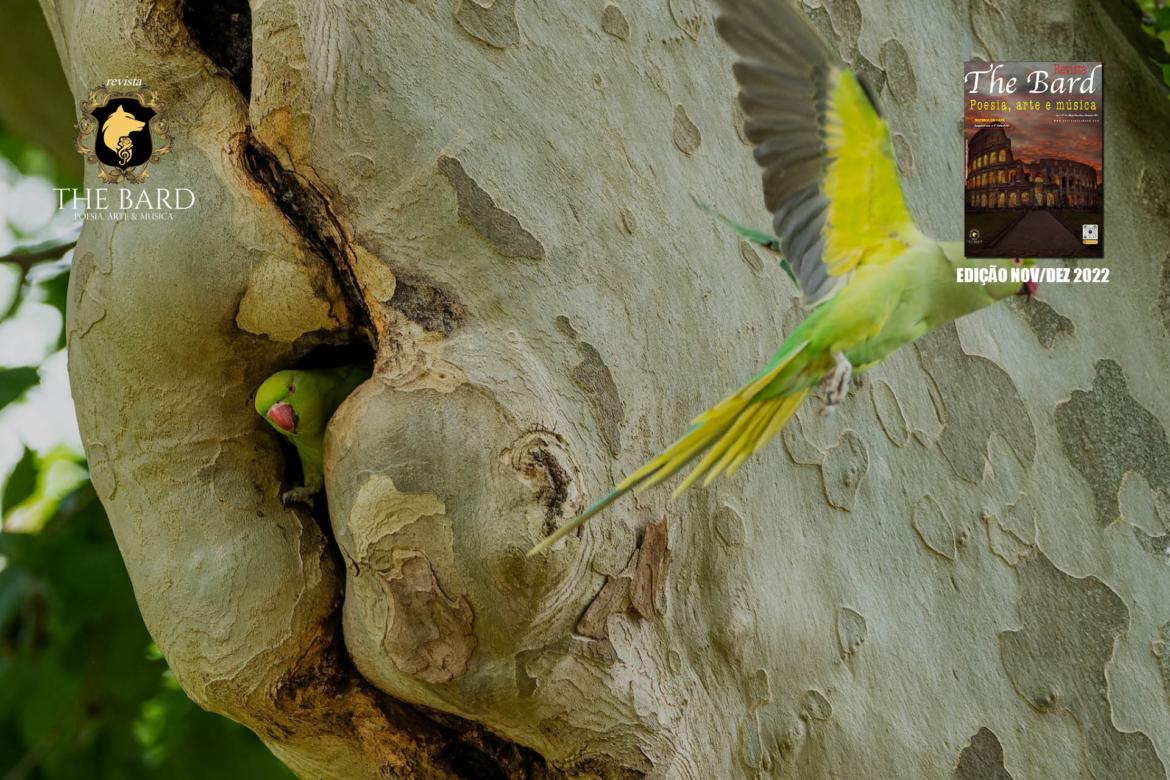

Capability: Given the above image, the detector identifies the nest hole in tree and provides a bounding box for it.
[180,0,253,99]
[272,340,376,546]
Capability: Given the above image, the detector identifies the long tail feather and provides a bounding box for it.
[691,195,799,286]
[527,342,810,556]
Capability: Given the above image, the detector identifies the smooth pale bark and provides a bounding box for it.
[38,0,1170,777]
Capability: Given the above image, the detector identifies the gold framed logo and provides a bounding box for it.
[74,85,172,184]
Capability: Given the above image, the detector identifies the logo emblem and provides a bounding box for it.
[968,229,980,241]
[1082,224,1098,245]
[75,86,171,184]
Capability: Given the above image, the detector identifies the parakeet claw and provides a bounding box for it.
[281,486,316,508]
[821,352,853,417]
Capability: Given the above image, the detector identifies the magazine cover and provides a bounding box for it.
[964,61,1103,258]
[6,0,1170,777]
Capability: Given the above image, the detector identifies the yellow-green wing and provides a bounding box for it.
[715,0,924,307]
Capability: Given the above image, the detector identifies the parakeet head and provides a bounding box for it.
[255,370,300,435]
[945,246,1037,301]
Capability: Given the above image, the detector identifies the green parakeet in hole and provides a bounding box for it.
[255,365,371,506]
[529,0,1038,556]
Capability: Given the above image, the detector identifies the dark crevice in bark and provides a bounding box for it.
[275,601,565,780]
[531,446,570,532]
[240,135,375,343]
[293,340,377,371]
[180,0,252,98]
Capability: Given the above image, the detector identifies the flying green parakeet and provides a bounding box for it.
[529,0,1038,556]
[255,364,371,506]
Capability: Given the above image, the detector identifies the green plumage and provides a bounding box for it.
[526,0,1039,556]
[254,365,371,505]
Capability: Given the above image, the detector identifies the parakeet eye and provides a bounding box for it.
[286,384,296,395]
[1012,258,1023,266]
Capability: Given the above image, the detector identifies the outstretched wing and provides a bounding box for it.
[715,0,924,307]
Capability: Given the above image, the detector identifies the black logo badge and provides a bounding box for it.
[75,86,172,184]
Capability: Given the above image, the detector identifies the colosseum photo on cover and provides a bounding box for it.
[964,61,1103,258]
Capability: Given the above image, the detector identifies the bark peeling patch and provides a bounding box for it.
[871,379,909,446]
[1002,492,1037,542]
[782,412,824,466]
[878,39,917,104]
[715,504,746,547]
[454,0,520,48]
[668,0,703,40]
[619,206,638,234]
[837,606,867,658]
[799,689,832,721]
[1055,359,1170,527]
[1006,296,1074,349]
[181,0,252,98]
[891,132,913,175]
[820,430,868,510]
[557,316,625,457]
[985,511,1031,566]
[672,105,702,156]
[739,240,765,274]
[1130,525,1170,564]
[601,4,630,40]
[825,0,862,45]
[916,325,1035,483]
[912,494,956,560]
[377,549,477,684]
[1000,553,1165,779]
[576,518,670,643]
[437,156,545,260]
[390,279,463,336]
[955,727,1014,779]
[733,101,751,146]
[236,253,344,342]
[571,343,623,457]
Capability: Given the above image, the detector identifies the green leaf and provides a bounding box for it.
[3,447,88,533]
[33,265,70,350]
[0,366,38,411]
[1152,7,1170,32]
[2,447,38,516]
[1153,58,1170,91]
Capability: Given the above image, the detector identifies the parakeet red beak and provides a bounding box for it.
[267,402,296,432]
[1016,279,1038,298]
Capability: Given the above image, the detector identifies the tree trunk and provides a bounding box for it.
[42,0,1170,776]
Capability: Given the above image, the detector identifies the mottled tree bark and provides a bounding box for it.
[39,0,1170,777]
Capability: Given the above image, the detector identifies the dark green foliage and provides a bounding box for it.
[1141,0,1170,93]
[1,448,38,513]
[0,366,38,412]
[0,492,297,780]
